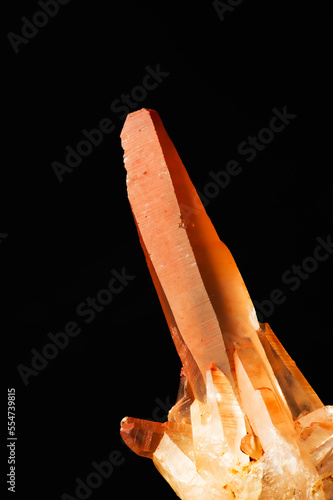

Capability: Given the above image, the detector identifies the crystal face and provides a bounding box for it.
[120,109,333,499]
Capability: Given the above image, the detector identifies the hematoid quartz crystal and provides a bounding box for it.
[119,108,333,499]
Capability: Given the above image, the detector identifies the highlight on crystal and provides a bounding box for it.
[120,108,333,499]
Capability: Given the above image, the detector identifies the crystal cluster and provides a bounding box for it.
[120,109,333,499]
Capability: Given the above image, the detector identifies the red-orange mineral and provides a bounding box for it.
[120,109,332,500]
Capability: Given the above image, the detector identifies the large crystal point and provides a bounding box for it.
[120,109,332,499]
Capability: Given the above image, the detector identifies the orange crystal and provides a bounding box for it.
[120,109,332,499]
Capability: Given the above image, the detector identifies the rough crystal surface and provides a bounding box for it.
[120,109,332,499]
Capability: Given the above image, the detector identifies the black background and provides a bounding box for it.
[3,1,332,499]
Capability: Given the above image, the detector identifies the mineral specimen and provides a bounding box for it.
[120,108,333,499]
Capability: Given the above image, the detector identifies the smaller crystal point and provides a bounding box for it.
[120,109,332,499]
[120,416,193,460]
[120,417,165,458]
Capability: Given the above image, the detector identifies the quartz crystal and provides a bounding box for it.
[120,109,333,499]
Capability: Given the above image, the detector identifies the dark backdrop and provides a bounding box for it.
[3,1,332,499]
